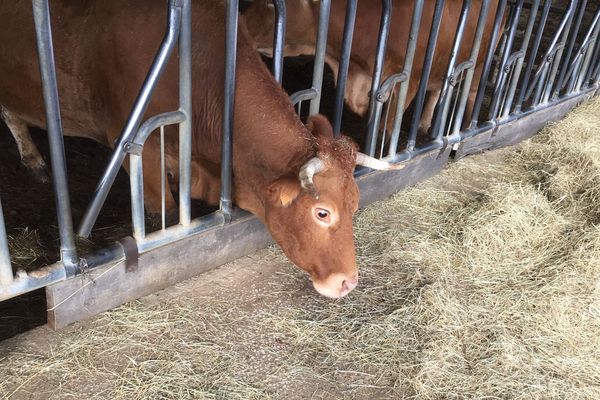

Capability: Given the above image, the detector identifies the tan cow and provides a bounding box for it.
[0,0,401,298]
[244,0,500,134]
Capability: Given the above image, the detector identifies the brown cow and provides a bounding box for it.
[0,0,401,298]
[244,0,500,134]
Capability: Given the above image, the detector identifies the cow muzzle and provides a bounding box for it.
[312,273,359,299]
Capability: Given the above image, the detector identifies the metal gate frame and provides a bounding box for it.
[1,0,599,329]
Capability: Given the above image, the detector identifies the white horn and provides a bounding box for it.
[299,157,326,198]
[355,152,406,170]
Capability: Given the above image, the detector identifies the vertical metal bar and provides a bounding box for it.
[406,0,446,151]
[515,0,552,112]
[160,126,166,230]
[469,0,507,128]
[430,0,473,140]
[130,156,146,240]
[488,0,523,121]
[542,0,577,103]
[220,0,238,217]
[272,0,286,84]
[78,0,183,237]
[387,0,424,157]
[179,0,192,227]
[450,0,491,136]
[309,0,331,116]
[365,0,392,156]
[0,197,13,287]
[576,13,600,91]
[332,0,358,137]
[584,12,600,85]
[32,0,78,270]
[553,0,587,98]
[501,0,540,118]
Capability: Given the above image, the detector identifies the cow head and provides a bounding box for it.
[263,115,404,298]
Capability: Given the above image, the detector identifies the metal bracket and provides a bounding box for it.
[119,236,139,273]
[123,141,143,156]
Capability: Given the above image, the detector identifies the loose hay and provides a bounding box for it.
[1,97,600,399]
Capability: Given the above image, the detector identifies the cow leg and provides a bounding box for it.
[417,89,441,137]
[0,107,49,183]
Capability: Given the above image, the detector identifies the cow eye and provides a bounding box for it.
[315,208,331,222]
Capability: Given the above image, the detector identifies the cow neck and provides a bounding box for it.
[230,44,316,218]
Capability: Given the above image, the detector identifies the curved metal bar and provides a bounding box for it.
[376,73,409,103]
[131,111,186,146]
[575,10,600,91]
[78,0,183,238]
[364,0,392,156]
[332,0,358,137]
[271,0,286,84]
[554,0,587,98]
[290,88,318,105]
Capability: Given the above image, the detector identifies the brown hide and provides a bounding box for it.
[0,0,360,298]
[244,0,500,126]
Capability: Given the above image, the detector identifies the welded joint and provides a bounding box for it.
[123,141,144,156]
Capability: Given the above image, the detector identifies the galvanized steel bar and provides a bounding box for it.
[554,0,587,98]
[575,13,600,91]
[501,0,540,118]
[365,0,392,156]
[32,0,78,270]
[309,0,331,116]
[220,0,239,217]
[407,0,446,150]
[450,0,492,136]
[0,198,13,287]
[271,0,286,84]
[515,0,552,111]
[78,0,183,238]
[332,0,358,137]
[179,0,192,227]
[430,0,473,140]
[488,0,523,121]
[583,12,600,85]
[387,0,424,157]
[470,0,508,127]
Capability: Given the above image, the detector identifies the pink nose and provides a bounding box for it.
[340,276,359,297]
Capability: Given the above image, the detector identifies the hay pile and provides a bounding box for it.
[1,97,600,399]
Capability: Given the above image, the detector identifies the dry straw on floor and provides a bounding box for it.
[1,97,600,399]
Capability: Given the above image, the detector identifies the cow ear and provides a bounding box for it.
[266,178,302,207]
[307,114,334,140]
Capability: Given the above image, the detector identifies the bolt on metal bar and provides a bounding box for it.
[78,0,183,238]
[469,0,508,128]
[271,0,286,84]
[179,0,192,227]
[0,197,13,287]
[501,0,540,119]
[332,0,358,137]
[220,0,239,217]
[430,0,473,141]
[450,0,492,137]
[32,0,78,270]
[309,0,331,116]
[364,0,393,157]
[553,0,587,98]
[386,0,425,157]
[515,0,552,112]
[542,0,578,104]
[406,0,446,151]
[488,0,523,121]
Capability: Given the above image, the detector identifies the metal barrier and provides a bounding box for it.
[1,0,599,306]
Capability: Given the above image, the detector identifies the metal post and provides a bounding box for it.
[365,0,393,156]
[501,0,540,118]
[0,197,13,287]
[272,0,286,84]
[406,0,446,151]
[387,0,425,157]
[32,0,78,270]
[332,0,358,137]
[469,0,508,127]
[309,0,331,116]
[575,12,600,91]
[220,0,239,217]
[179,0,192,227]
[78,0,183,237]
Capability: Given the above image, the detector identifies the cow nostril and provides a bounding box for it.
[341,276,359,296]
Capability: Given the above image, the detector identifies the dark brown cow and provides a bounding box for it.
[244,0,500,133]
[0,0,402,298]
